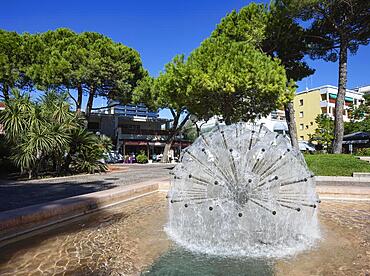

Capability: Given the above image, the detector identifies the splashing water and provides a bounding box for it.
[166,123,320,257]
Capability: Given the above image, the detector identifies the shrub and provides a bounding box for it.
[355,148,370,156]
[0,91,112,178]
[136,150,148,164]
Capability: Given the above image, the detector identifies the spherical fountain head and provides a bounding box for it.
[166,123,320,258]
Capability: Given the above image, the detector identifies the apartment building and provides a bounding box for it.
[294,85,364,141]
[87,102,191,159]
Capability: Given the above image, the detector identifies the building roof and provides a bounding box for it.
[355,85,370,93]
[343,131,370,140]
[296,84,361,96]
[89,112,170,123]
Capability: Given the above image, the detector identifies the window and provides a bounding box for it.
[299,124,304,130]
[310,122,314,126]
[299,99,304,106]
[299,111,304,118]
[306,125,309,129]
[300,136,304,140]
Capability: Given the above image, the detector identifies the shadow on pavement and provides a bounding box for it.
[0,180,118,212]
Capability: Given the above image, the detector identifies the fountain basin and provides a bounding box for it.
[0,189,369,275]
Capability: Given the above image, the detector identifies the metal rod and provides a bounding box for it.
[280,177,309,187]
[278,202,301,212]
[248,131,255,150]
[187,142,234,186]
[184,150,230,185]
[249,198,276,215]
[218,125,238,183]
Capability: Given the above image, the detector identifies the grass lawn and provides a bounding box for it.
[304,154,370,176]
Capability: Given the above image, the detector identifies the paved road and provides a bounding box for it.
[0,164,173,212]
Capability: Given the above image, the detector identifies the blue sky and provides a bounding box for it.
[1,0,369,117]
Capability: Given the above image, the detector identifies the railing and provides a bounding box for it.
[119,128,172,136]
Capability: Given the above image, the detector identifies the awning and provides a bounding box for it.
[342,140,369,145]
[329,93,353,102]
[124,141,148,146]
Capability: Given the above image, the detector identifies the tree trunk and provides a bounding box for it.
[2,83,10,101]
[162,110,191,163]
[162,137,175,163]
[76,83,83,114]
[332,40,348,154]
[224,117,232,125]
[224,96,232,125]
[85,85,96,119]
[162,110,180,163]
[284,102,299,149]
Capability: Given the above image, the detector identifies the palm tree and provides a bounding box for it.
[0,90,111,178]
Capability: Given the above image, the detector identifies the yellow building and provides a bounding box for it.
[294,85,364,141]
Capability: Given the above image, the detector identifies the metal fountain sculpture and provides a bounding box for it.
[166,123,320,257]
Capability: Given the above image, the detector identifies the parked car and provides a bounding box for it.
[299,141,316,153]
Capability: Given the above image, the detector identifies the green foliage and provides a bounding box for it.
[292,0,370,62]
[182,119,199,142]
[0,30,32,100]
[345,94,370,134]
[136,150,148,164]
[213,2,316,83]
[187,37,292,124]
[212,3,268,46]
[263,1,315,82]
[0,28,145,113]
[0,91,111,178]
[309,114,334,150]
[0,135,17,174]
[133,57,193,163]
[355,148,370,156]
[304,154,370,176]
[288,0,370,152]
[69,129,108,174]
[345,120,370,135]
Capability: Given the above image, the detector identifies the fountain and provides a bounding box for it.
[166,123,320,257]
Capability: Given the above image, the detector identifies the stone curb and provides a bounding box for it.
[315,176,370,187]
[0,177,169,247]
[9,167,129,184]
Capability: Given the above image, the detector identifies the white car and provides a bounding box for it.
[299,141,316,152]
